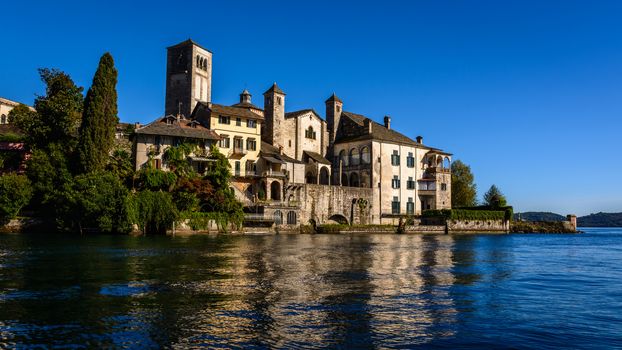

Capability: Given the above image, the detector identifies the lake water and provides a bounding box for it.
[0,228,621,349]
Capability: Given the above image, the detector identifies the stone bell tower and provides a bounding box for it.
[262,82,286,147]
[165,39,212,117]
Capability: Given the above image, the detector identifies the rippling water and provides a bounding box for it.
[1,228,621,349]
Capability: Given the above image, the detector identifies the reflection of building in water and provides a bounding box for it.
[366,235,457,343]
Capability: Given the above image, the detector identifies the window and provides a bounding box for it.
[391,150,400,166]
[407,177,415,190]
[289,140,292,147]
[305,126,316,139]
[407,152,415,168]
[234,161,241,176]
[392,176,401,189]
[219,135,230,148]
[337,105,341,112]
[234,137,243,150]
[287,211,297,225]
[173,137,181,146]
[154,135,161,146]
[392,197,400,214]
[236,117,242,126]
[407,198,414,215]
[247,119,256,128]
[339,150,348,166]
[218,115,230,124]
[441,183,447,191]
[350,148,360,165]
[361,146,370,164]
[274,210,283,225]
[277,96,282,105]
[247,138,257,151]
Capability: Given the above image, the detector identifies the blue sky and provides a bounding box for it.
[1,0,621,216]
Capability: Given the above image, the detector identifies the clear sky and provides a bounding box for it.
[1,0,621,216]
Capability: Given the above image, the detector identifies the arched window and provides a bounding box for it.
[361,146,370,164]
[350,172,359,187]
[0,114,6,124]
[350,148,360,166]
[196,56,201,67]
[339,150,348,166]
[443,157,451,169]
[287,211,297,225]
[305,126,316,139]
[319,167,329,185]
[270,181,281,200]
[360,171,370,188]
[274,210,283,225]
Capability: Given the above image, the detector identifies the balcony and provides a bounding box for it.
[418,180,436,195]
[426,166,451,174]
[262,169,286,178]
[229,147,247,159]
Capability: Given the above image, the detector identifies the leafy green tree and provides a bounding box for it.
[202,145,244,227]
[136,168,177,192]
[0,174,33,221]
[77,53,118,173]
[163,143,196,176]
[107,148,134,185]
[26,144,73,214]
[174,177,214,212]
[483,184,507,207]
[451,160,477,207]
[129,190,178,235]
[58,172,131,234]
[11,69,83,150]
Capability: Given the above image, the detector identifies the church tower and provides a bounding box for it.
[165,39,212,117]
[262,83,286,147]
[325,93,343,144]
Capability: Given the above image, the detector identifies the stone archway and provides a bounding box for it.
[319,167,330,185]
[270,181,281,201]
[328,214,349,225]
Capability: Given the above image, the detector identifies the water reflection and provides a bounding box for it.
[1,231,621,348]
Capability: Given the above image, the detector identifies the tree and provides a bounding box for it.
[202,145,244,228]
[483,184,507,207]
[77,53,118,173]
[451,160,477,207]
[107,148,134,185]
[58,172,131,234]
[10,69,84,150]
[0,174,33,221]
[130,190,178,235]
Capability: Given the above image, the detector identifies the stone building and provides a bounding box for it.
[134,39,453,227]
[134,115,221,172]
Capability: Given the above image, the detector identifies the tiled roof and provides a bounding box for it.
[231,102,263,111]
[264,83,285,95]
[284,109,323,120]
[337,111,447,152]
[135,116,221,140]
[303,150,331,165]
[260,141,302,163]
[325,93,342,103]
[195,102,264,120]
[167,38,212,53]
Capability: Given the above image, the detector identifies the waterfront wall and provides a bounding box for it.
[299,184,373,225]
[447,219,509,233]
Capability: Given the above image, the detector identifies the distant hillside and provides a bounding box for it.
[577,212,622,227]
[514,212,566,222]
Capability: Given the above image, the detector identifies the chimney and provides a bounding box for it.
[384,116,391,129]
[364,118,372,134]
[134,122,141,129]
[416,136,423,144]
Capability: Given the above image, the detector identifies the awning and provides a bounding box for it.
[262,155,286,164]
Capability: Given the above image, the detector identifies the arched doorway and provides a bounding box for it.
[259,181,267,200]
[328,214,349,225]
[306,171,316,184]
[270,181,281,201]
[274,210,283,225]
[319,167,329,185]
[341,173,348,186]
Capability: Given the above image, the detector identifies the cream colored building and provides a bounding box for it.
[0,97,33,124]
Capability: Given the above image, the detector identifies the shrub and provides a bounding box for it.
[136,168,177,191]
[129,190,178,235]
[0,174,33,221]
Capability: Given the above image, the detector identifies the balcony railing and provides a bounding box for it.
[262,169,286,177]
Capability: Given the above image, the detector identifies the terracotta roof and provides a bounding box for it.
[284,109,323,120]
[303,150,331,165]
[325,93,342,103]
[0,97,35,110]
[194,102,264,121]
[135,115,221,140]
[264,83,285,95]
[260,141,302,163]
[231,102,263,111]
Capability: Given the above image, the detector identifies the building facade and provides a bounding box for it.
[134,39,453,226]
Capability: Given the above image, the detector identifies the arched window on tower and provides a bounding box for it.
[305,126,316,139]
[350,148,360,166]
[361,146,370,164]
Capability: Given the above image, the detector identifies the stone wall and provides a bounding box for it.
[447,219,509,233]
[298,184,373,225]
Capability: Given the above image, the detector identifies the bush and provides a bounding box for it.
[0,174,33,221]
[423,207,513,221]
[136,168,177,191]
[58,172,131,233]
[129,190,178,235]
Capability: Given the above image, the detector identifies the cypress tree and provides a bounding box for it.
[77,53,118,173]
